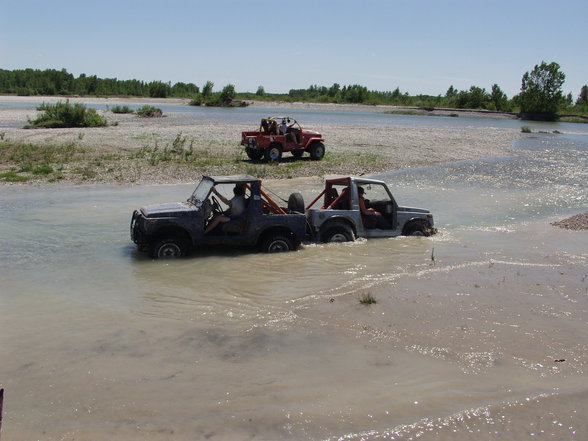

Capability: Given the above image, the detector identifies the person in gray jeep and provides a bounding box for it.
[305,176,436,243]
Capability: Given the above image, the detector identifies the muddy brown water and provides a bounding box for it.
[1,132,587,440]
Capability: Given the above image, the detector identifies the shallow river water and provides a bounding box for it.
[1,129,588,440]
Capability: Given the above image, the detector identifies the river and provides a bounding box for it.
[1,107,587,440]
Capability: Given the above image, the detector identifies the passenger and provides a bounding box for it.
[261,120,270,133]
[204,184,247,234]
[358,186,392,229]
[279,119,288,135]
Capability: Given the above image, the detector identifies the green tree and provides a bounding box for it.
[445,85,457,99]
[575,85,588,106]
[219,84,236,103]
[518,61,566,119]
[148,81,170,98]
[490,84,509,111]
[202,81,214,98]
[256,85,265,96]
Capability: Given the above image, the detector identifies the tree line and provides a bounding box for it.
[0,68,199,98]
[284,62,587,119]
[1,63,586,119]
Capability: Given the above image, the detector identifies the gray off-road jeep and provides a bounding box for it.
[306,176,437,242]
[130,175,307,258]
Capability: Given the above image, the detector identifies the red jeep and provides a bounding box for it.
[241,116,326,161]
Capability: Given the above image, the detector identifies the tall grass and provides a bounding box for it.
[110,105,134,114]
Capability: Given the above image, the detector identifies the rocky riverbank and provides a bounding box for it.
[551,212,588,231]
[0,96,521,185]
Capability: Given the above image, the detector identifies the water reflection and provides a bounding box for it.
[3,99,588,132]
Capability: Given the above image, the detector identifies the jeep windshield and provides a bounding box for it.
[189,177,214,204]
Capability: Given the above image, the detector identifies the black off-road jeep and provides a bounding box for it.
[131,175,307,258]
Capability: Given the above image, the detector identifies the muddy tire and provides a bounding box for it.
[309,141,325,160]
[264,144,282,162]
[405,223,430,237]
[321,224,354,243]
[261,234,295,253]
[150,236,188,259]
[246,147,263,161]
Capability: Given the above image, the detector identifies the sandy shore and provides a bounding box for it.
[0,96,523,185]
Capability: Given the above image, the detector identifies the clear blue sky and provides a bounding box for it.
[1,0,586,98]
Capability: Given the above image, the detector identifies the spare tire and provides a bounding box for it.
[287,192,305,213]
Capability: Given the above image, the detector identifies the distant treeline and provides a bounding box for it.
[1,68,587,115]
[284,83,515,111]
[0,68,199,98]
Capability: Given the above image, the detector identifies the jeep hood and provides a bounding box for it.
[397,206,430,214]
[141,201,195,217]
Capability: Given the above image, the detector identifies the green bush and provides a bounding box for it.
[189,94,203,106]
[135,105,163,118]
[110,105,134,114]
[26,100,107,128]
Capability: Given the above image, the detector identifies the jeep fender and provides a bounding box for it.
[402,218,433,236]
[316,217,357,240]
[303,136,325,149]
[257,226,300,249]
[151,226,194,247]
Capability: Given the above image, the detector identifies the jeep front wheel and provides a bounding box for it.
[265,144,283,162]
[321,224,354,243]
[246,147,263,161]
[261,234,294,253]
[150,236,188,259]
[404,223,430,237]
[309,141,325,160]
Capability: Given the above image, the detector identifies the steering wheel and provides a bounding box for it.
[202,199,212,219]
[211,196,222,215]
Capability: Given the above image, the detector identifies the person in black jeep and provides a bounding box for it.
[204,184,247,234]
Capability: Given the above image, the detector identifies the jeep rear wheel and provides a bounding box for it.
[150,236,188,259]
[309,141,325,160]
[261,234,295,253]
[321,224,354,243]
[265,144,283,162]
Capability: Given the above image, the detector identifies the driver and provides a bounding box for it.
[204,184,247,234]
[280,118,298,144]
